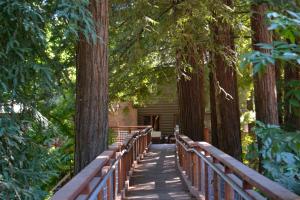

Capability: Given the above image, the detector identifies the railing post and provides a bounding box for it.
[142,133,145,157]
[182,146,185,171]
[133,139,135,163]
[187,148,192,179]
[115,152,121,196]
[147,130,151,147]
[179,143,183,168]
[101,166,110,200]
[204,152,209,200]
[146,130,149,148]
[197,149,202,193]
[179,143,183,167]
[191,149,197,186]
[135,138,138,161]
[131,147,133,169]
[119,151,125,192]
[184,148,188,174]
[107,173,112,200]
[213,157,219,200]
[192,145,201,188]
[224,166,233,200]
[139,135,142,157]
[98,190,103,200]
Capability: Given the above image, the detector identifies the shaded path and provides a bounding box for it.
[125,144,195,200]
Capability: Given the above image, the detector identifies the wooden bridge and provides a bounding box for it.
[52,127,299,200]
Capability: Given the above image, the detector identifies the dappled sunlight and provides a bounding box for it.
[165,177,181,184]
[129,181,155,191]
[126,144,195,200]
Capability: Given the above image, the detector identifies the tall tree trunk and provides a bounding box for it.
[251,3,279,125]
[285,65,300,130]
[75,0,109,174]
[210,0,242,160]
[177,48,205,141]
[251,3,278,172]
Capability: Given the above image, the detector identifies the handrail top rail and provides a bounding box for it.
[52,150,114,200]
[52,127,152,200]
[121,127,152,147]
[176,134,300,200]
[109,125,152,129]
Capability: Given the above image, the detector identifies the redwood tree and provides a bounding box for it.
[251,2,279,172]
[177,48,205,141]
[210,0,242,160]
[75,0,109,173]
[251,3,279,125]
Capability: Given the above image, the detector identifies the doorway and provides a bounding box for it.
[143,115,160,131]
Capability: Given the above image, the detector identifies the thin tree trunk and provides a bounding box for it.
[209,55,218,147]
[275,61,284,125]
[75,0,109,173]
[285,65,300,130]
[247,91,255,132]
[177,48,205,141]
[273,34,284,125]
[210,0,242,160]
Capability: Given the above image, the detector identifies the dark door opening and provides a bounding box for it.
[143,115,160,131]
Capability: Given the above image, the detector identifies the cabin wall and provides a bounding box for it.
[137,103,179,136]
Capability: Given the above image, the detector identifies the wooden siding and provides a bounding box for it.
[138,103,179,136]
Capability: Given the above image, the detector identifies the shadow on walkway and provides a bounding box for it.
[125,144,195,200]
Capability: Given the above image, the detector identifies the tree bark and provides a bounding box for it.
[210,0,242,160]
[177,48,205,141]
[75,0,109,173]
[251,3,279,125]
[251,3,278,172]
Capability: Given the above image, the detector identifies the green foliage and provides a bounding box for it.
[268,11,300,43]
[0,0,96,198]
[0,0,298,198]
[0,115,56,199]
[108,128,118,145]
[246,121,300,194]
[241,10,300,69]
[241,10,300,112]
[286,80,300,110]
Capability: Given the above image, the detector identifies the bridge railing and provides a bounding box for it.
[110,126,149,142]
[175,134,299,200]
[52,126,152,200]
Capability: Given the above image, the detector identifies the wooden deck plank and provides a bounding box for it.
[125,144,195,200]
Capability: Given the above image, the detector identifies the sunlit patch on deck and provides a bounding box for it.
[125,144,195,200]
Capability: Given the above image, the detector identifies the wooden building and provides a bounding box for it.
[137,102,179,137]
[109,79,211,139]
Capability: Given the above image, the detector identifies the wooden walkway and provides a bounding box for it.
[52,128,300,200]
[125,144,194,200]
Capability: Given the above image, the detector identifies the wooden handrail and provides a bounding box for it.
[109,125,151,129]
[197,142,299,200]
[52,127,152,200]
[176,134,300,200]
[52,151,114,200]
